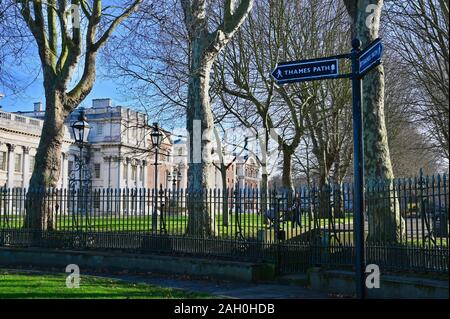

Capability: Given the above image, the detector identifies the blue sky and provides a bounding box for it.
[0,2,142,113]
[0,70,134,113]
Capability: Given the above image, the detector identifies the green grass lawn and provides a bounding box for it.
[4,213,447,247]
[0,270,212,299]
[0,213,356,245]
[0,212,353,234]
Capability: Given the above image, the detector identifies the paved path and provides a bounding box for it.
[86,272,332,299]
[3,267,332,299]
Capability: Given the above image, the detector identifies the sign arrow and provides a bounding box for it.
[358,38,383,75]
[271,57,339,85]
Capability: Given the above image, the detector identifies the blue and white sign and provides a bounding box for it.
[271,57,339,84]
[359,39,383,75]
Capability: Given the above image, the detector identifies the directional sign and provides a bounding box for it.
[269,38,384,299]
[271,57,339,84]
[358,39,383,75]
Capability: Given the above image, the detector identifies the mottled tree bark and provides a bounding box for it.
[221,171,229,226]
[343,0,404,243]
[18,0,141,234]
[185,36,215,236]
[181,0,253,236]
[281,146,293,191]
[24,89,67,230]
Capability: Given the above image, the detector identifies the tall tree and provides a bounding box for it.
[102,0,190,125]
[0,1,34,95]
[382,45,441,176]
[181,0,253,236]
[215,0,355,193]
[215,0,319,191]
[212,125,248,226]
[11,0,142,232]
[386,0,449,161]
[343,0,404,242]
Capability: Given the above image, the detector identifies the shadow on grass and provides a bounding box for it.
[0,271,211,299]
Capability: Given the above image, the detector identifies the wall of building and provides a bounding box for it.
[1,98,262,191]
[0,109,72,189]
[172,140,261,191]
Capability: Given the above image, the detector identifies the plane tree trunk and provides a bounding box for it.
[281,145,293,190]
[24,88,68,231]
[185,38,215,235]
[181,0,253,236]
[343,0,404,243]
[18,0,142,236]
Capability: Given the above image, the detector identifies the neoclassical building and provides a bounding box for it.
[0,98,261,191]
[1,98,149,190]
[172,138,261,190]
[67,98,149,189]
[0,106,72,189]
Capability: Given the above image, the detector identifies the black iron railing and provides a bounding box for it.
[0,173,448,274]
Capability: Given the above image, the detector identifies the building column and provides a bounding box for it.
[61,152,69,189]
[136,161,141,188]
[238,176,244,189]
[6,144,15,189]
[67,154,75,187]
[126,157,131,189]
[117,156,123,189]
[135,160,142,214]
[103,156,112,188]
[142,160,148,189]
[178,164,187,190]
[22,147,30,189]
[0,142,3,188]
[114,156,122,215]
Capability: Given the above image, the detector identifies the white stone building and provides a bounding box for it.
[172,138,261,190]
[1,98,150,190]
[1,97,261,191]
[0,106,73,189]
[67,98,149,189]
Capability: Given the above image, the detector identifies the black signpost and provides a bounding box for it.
[350,39,366,300]
[272,38,384,299]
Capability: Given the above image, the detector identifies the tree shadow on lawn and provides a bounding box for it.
[0,271,211,299]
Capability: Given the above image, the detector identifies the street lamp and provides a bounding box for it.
[151,122,163,149]
[176,168,182,190]
[69,109,91,190]
[151,122,163,231]
[72,109,91,144]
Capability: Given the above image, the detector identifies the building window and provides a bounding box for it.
[0,151,6,171]
[140,166,144,181]
[29,155,35,173]
[97,123,103,136]
[94,163,101,179]
[14,154,22,173]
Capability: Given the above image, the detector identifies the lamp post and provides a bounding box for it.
[170,166,182,207]
[69,108,91,190]
[151,122,163,231]
[171,166,182,189]
[177,170,182,190]
[171,172,177,188]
